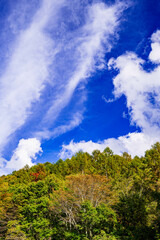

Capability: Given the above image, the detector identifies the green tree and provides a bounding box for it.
[5,220,28,240]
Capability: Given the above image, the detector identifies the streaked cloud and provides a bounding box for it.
[38,1,124,137]
[0,0,60,151]
[0,0,124,174]
[36,112,84,140]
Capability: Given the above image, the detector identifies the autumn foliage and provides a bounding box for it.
[0,143,160,239]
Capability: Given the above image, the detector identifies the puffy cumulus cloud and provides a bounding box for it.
[116,132,159,156]
[61,30,160,159]
[149,30,160,63]
[60,139,107,159]
[60,132,158,159]
[0,138,42,175]
[107,29,160,155]
[108,30,160,134]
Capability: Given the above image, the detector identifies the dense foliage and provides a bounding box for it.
[0,143,160,239]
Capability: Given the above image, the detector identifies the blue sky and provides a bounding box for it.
[0,0,160,175]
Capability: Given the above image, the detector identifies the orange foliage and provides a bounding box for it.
[66,174,111,207]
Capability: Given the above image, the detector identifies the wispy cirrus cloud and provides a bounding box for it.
[38,1,125,137]
[0,0,124,174]
[0,0,63,151]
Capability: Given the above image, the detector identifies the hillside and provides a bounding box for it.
[0,143,160,240]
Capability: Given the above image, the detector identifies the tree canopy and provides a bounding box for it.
[0,143,160,239]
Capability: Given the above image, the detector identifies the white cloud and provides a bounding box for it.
[36,112,84,140]
[108,45,160,134]
[60,132,158,159]
[61,30,160,159]
[102,95,115,103]
[41,1,124,131]
[0,0,63,151]
[0,138,42,175]
[149,30,160,63]
[0,0,125,175]
[0,0,124,146]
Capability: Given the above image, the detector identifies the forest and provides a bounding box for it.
[0,143,160,240]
